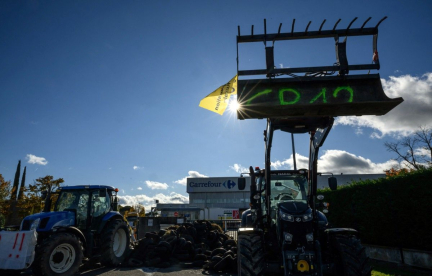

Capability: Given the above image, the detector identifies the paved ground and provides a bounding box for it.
[15,258,430,276]
[16,261,236,276]
[80,263,236,276]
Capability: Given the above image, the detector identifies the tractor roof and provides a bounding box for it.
[57,185,116,191]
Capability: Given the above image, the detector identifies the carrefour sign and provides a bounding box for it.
[187,177,250,193]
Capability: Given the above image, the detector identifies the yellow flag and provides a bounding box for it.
[199,75,237,115]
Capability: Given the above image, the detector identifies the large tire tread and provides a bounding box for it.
[332,235,372,276]
[33,232,83,276]
[237,234,266,276]
[100,220,130,266]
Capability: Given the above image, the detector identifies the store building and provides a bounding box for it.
[157,177,251,220]
[156,174,385,220]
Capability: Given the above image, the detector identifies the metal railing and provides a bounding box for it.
[218,219,241,240]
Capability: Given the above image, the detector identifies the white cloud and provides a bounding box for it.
[272,150,401,174]
[316,150,400,174]
[133,166,143,170]
[229,164,248,173]
[145,181,169,190]
[355,128,363,135]
[174,171,208,185]
[118,192,189,212]
[271,154,309,170]
[335,73,432,138]
[414,147,430,157]
[137,187,142,190]
[26,154,48,165]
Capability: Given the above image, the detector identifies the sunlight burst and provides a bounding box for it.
[228,97,240,113]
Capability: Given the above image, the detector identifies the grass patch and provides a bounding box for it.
[371,260,431,276]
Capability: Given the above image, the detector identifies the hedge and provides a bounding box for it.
[318,168,432,251]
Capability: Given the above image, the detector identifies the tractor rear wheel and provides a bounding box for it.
[237,234,266,276]
[101,220,130,266]
[331,235,372,276]
[33,232,83,276]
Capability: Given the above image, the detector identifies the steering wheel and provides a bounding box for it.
[275,193,294,200]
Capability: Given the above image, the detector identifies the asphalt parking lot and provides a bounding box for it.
[16,260,237,276]
[80,263,236,276]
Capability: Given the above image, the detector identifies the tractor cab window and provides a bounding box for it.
[269,175,309,219]
[270,175,308,203]
[90,190,110,231]
[91,190,110,218]
[55,190,89,229]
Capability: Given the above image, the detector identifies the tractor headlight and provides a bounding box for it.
[284,232,293,243]
[279,210,294,222]
[303,213,313,222]
[30,218,40,231]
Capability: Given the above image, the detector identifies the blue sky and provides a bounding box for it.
[1,1,431,209]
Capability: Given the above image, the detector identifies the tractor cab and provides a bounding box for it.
[21,185,120,234]
[54,186,115,231]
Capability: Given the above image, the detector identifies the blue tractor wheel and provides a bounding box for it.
[100,220,130,266]
[33,232,83,276]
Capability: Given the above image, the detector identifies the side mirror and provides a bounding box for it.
[111,196,119,211]
[238,177,246,190]
[328,177,337,191]
[41,191,47,200]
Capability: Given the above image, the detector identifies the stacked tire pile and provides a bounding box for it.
[127,220,237,273]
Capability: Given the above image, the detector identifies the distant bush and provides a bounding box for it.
[318,168,432,251]
[0,213,4,228]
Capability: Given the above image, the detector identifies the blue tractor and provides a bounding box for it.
[19,185,130,276]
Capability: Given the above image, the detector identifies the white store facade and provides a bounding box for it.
[156,174,385,220]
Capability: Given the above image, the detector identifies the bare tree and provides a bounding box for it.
[385,127,432,169]
[415,126,432,164]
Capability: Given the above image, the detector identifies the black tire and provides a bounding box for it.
[33,232,83,276]
[0,269,22,276]
[237,234,265,276]
[331,235,372,276]
[100,220,130,266]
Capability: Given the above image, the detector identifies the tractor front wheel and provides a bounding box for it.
[331,235,372,276]
[101,220,130,266]
[237,234,266,276]
[33,232,83,276]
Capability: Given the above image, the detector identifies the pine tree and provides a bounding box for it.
[10,160,21,201]
[17,166,26,200]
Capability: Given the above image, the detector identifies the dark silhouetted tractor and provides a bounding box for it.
[235,18,403,275]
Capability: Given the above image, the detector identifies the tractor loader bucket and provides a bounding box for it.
[237,74,403,119]
[235,17,404,120]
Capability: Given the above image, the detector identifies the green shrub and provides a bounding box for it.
[0,213,4,228]
[318,168,432,250]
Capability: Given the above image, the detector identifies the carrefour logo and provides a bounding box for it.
[188,179,236,189]
[223,180,236,189]
[189,181,221,188]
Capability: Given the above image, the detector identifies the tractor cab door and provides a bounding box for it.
[55,190,90,229]
[90,190,110,231]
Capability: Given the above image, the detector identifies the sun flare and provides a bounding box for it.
[228,99,240,113]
